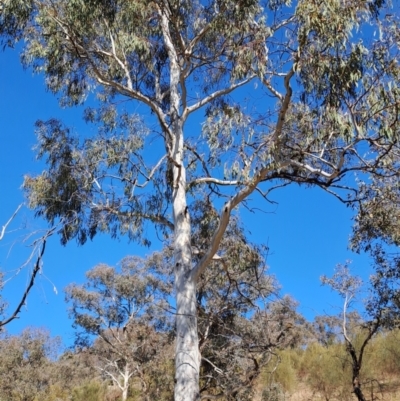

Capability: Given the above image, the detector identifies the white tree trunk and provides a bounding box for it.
[120,364,130,401]
[172,130,200,400]
[174,264,200,401]
[122,385,128,401]
[171,120,200,401]
[160,9,201,398]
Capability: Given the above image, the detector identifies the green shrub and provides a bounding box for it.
[71,381,106,401]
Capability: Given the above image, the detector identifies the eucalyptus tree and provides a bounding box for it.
[321,265,371,401]
[0,328,61,401]
[1,0,400,400]
[321,258,400,401]
[67,207,300,400]
[66,257,172,401]
[352,174,400,253]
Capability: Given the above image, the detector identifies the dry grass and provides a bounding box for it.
[254,376,400,401]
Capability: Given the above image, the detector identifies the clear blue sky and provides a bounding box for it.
[0,47,372,346]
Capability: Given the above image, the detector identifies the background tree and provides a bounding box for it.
[66,207,306,401]
[182,206,304,400]
[65,256,172,401]
[0,327,61,401]
[352,174,400,253]
[312,315,343,347]
[1,1,400,399]
[321,259,400,401]
[49,347,100,400]
[322,264,371,401]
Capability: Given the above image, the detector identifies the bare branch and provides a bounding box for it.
[136,154,168,188]
[289,159,336,179]
[184,76,256,118]
[273,67,295,146]
[0,204,22,240]
[192,161,290,280]
[0,236,49,328]
[202,357,225,376]
[189,177,240,187]
[261,77,283,101]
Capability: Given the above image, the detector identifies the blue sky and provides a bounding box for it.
[0,46,372,346]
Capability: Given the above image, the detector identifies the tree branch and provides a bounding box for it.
[49,13,172,140]
[273,67,294,146]
[189,177,240,187]
[0,204,22,240]
[0,238,47,328]
[184,76,256,118]
[260,77,283,101]
[192,161,290,281]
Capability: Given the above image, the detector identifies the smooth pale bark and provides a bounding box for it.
[172,130,200,400]
[159,8,201,399]
[171,117,200,401]
[174,264,200,401]
[122,381,129,401]
[100,362,131,401]
[121,364,130,401]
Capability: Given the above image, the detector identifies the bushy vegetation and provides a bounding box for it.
[3,324,400,401]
